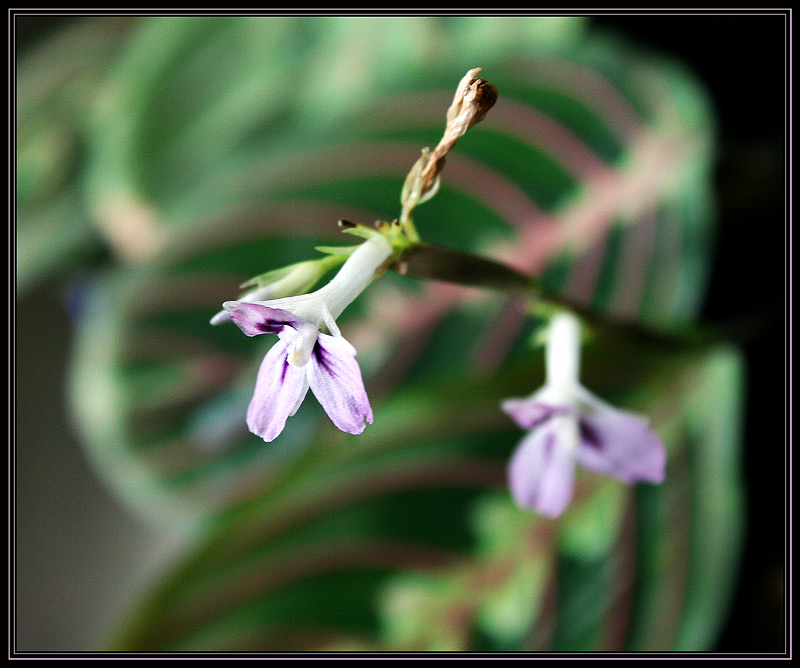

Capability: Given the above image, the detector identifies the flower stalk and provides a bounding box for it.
[399,67,498,241]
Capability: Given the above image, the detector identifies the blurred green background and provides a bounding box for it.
[14,14,785,653]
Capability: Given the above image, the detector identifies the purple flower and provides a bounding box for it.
[230,303,373,441]
[225,235,392,442]
[502,313,665,518]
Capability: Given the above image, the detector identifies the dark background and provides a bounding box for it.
[15,12,788,653]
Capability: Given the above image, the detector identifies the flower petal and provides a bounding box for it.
[507,422,576,518]
[246,340,309,442]
[502,396,571,430]
[575,396,666,485]
[307,333,373,435]
[229,302,304,338]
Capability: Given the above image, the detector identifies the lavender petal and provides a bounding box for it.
[307,333,373,435]
[576,402,666,485]
[502,396,571,430]
[229,302,304,338]
[246,340,309,442]
[507,424,576,518]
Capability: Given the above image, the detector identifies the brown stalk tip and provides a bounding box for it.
[406,69,500,209]
[337,219,356,229]
[446,67,498,130]
[471,79,498,125]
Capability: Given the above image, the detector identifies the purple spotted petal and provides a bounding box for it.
[507,423,576,518]
[502,396,571,430]
[246,340,309,442]
[229,302,304,338]
[575,402,666,485]
[307,333,373,435]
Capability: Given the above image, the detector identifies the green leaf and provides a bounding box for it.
[674,347,746,650]
[16,18,137,293]
[47,15,736,652]
[96,335,744,651]
[624,347,746,651]
[21,16,715,321]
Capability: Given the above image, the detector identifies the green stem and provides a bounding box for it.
[393,241,712,351]
[399,207,421,244]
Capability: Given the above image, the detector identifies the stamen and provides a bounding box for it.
[286,322,319,367]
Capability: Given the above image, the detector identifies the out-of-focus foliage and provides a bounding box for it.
[17,17,138,292]
[17,16,743,651]
[106,342,744,652]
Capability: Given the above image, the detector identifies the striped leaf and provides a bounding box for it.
[53,16,737,652]
[16,17,139,292]
[21,17,714,333]
[103,342,744,651]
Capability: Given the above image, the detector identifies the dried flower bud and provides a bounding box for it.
[419,67,498,195]
[445,67,498,131]
[398,68,498,234]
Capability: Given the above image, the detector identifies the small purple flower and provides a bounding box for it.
[230,303,373,441]
[502,313,665,518]
[225,235,392,442]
